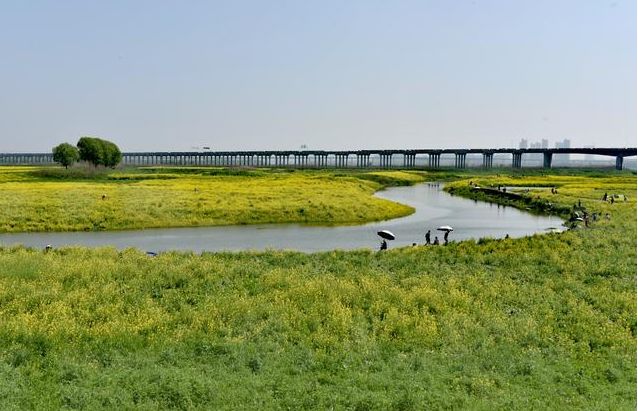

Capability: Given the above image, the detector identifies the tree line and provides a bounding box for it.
[52,137,122,168]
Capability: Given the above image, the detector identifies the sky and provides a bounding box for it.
[0,0,635,152]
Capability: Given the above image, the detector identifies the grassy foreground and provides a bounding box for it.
[0,168,635,409]
[0,167,422,232]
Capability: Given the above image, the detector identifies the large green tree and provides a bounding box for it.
[77,137,122,168]
[52,143,80,169]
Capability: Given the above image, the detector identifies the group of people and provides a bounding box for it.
[425,229,448,245]
[602,192,627,204]
[380,229,449,251]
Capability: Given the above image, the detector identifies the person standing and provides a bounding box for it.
[425,230,431,245]
[444,230,449,245]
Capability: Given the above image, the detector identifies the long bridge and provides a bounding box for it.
[0,147,635,170]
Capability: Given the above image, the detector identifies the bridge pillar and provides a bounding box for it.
[403,153,416,168]
[512,152,522,168]
[356,154,369,168]
[379,154,392,169]
[543,152,553,168]
[616,156,624,170]
[454,153,466,169]
[428,153,440,168]
[338,154,349,168]
[482,153,493,168]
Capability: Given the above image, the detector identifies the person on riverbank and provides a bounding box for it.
[433,236,439,245]
[444,231,449,245]
[425,230,431,245]
[380,240,388,251]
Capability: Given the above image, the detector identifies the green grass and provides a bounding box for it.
[0,167,424,232]
[0,168,635,409]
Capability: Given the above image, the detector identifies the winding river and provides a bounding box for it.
[0,183,564,253]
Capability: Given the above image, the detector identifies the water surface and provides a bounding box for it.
[0,183,564,252]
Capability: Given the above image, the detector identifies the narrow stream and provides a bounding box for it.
[0,183,564,252]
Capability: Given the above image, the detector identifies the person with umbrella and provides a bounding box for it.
[437,226,453,245]
[377,230,395,251]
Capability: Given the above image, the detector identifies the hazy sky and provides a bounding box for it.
[1,0,635,152]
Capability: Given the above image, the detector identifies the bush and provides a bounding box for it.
[52,143,80,169]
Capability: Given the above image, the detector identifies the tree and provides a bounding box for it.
[77,137,122,168]
[52,143,80,169]
[103,140,122,167]
[77,137,101,166]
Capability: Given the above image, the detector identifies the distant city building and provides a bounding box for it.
[554,138,571,164]
[524,138,559,166]
[554,139,570,149]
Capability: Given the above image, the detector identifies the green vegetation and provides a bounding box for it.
[0,167,421,232]
[76,137,122,168]
[51,143,80,169]
[0,167,635,409]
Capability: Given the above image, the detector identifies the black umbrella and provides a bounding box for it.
[437,225,454,232]
[377,230,396,240]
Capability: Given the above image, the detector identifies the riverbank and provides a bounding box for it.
[0,166,423,232]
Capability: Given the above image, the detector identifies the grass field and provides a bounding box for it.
[0,167,635,409]
[0,166,423,232]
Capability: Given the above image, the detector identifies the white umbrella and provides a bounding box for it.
[377,230,396,240]
[437,226,454,232]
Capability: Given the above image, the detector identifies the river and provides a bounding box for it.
[0,183,564,253]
